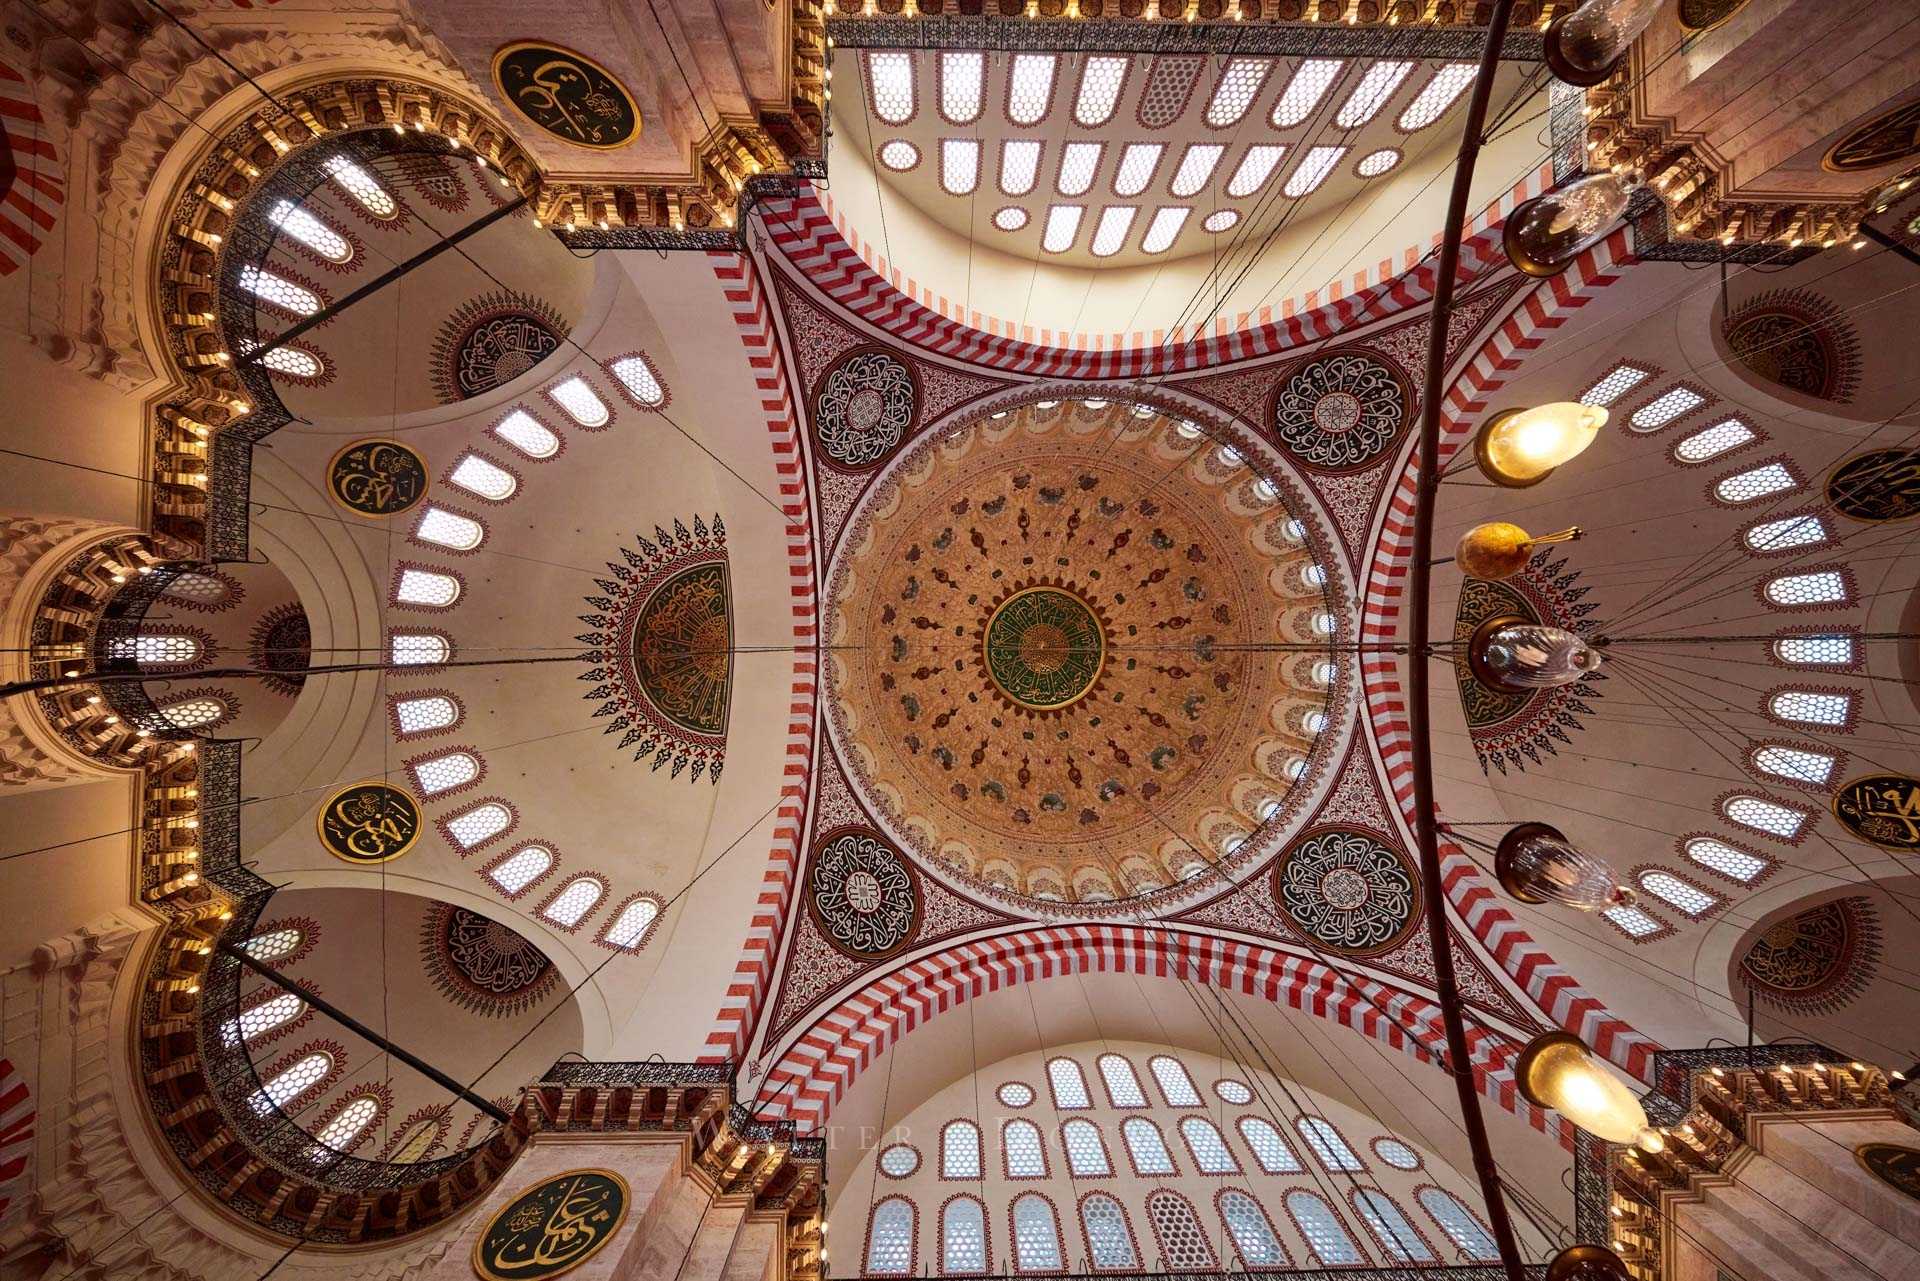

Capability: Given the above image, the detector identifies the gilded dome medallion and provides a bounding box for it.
[824,399,1342,908]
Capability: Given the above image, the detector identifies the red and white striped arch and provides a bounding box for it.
[1358,227,1662,1084]
[1,59,65,277]
[756,924,1575,1150]
[761,164,1556,379]
[0,1057,33,1223]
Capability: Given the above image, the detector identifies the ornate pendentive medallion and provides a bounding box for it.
[473,1168,629,1280]
[491,44,640,150]
[1738,896,1881,1015]
[420,903,557,1017]
[1272,827,1421,956]
[806,827,921,960]
[431,292,566,403]
[1832,773,1920,852]
[814,348,918,469]
[1722,290,1858,403]
[1856,1143,1920,1203]
[249,602,311,697]
[327,440,427,516]
[1827,447,1920,523]
[979,583,1108,713]
[1822,99,1920,173]
[317,782,420,864]
[1270,349,1409,471]
[577,517,732,783]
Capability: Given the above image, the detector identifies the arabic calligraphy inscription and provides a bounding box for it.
[1856,1143,1920,1203]
[328,440,427,517]
[474,1169,629,1280]
[1827,448,1920,523]
[1833,773,1920,852]
[318,782,420,864]
[492,44,639,150]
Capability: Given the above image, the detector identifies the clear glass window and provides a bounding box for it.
[322,154,397,218]
[1674,417,1755,462]
[609,355,667,407]
[1417,1188,1500,1261]
[1205,57,1272,127]
[221,992,303,1047]
[1578,362,1653,407]
[250,1051,331,1113]
[1354,1190,1434,1263]
[448,454,518,501]
[268,199,351,262]
[494,409,560,458]
[1004,1119,1046,1178]
[1336,61,1414,127]
[1286,1191,1361,1265]
[1773,633,1854,666]
[541,875,603,926]
[943,1119,983,1179]
[1715,462,1797,503]
[547,376,609,428]
[1296,1117,1362,1171]
[1062,1119,1110,1175]
[314,1096,380,1153]
[1074,56,1128,126]
[867,1197,914,1274]
[1639,871,1718,917]
[942,1197,987,1273]
[1081,1194,1136,1269]
[488,845,553,894]
[1097,1054,1146,1107]
[1753,745,1835,785]
[395,568,461,606]
[1769,689,1853,727]
[941,51,983,124]
[1272,59,1344,127]
[1629,386,1705,430]
[1148,1055,1200,1106]
[1011,1194,1061,1272]
[446,802,511,848]
[414,507,484,551]
[1007,54,1057,126]
[391,632,449,665]
[1121,1118,1174,1174]
[1047,1058,1091,1109]
[1220,1190,1288,1267]
[394,695,459,735]
[1180,1117,1239,1173]
[1724,794,1808,838]
[1238,1116,1302,1172]
[867,51,915,124]
[1685,838,1768,882]
[1396,62,1476,130]
[603,898,660,949]
[410,751,479,795]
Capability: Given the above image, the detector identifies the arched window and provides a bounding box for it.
[609,354,668,407]
[109,633,203,667]
[493,409,561,459]
[1218,1190,1289,1268]
[1003,1119,1047,1178]
[448,454,518,502]
[487,845,554,895]
[1311,612,1337,636]
[1753,744,1836,785]
[250,342,327,380]
[389,1115,444,1163]
[941,1196,988,1274]
[1353,1189,1434,1263]
[1304,710,1329,734]
[159,695,230,730]
[1237,1116,1302,1172]
[409,751,480,796]
[1097,1054,1146,1107]
[161,571,234,607]
[539,875,604,927]
[1774,633,1853,666]
[1145,1191,1216,1270]
[1179,1117,1240,1173]
[445,801,512,849]
[1638,871,1718,917]
[393,694,460,736]
[242,925,305,961]
[1763,569,1850,607]
[1396,63,1476,131]
[1627,386,1705,431]
[1714,461,1797,503]
[322,154,398,217]
[1311,659,1337,686]
[1285,1191,1361,1265]
[1684,837,1768,883]
[1745,515,1829,552]
[268,199,352,263]
[313,1095,381,1154]
[866,1197,915,1275]
[1768,689,1854,728]
[1417,1188,1500,1261]
[237,264,320,316]
[1603,904,1664,938]
[414,507,484,551]
[1120,1117,1175,1174]
[1302,563,1327,586]
[601,896,661,950]
[1723,794,1807,840]
[1296,1116,1363,1171]
[1673,417,1754,463]
[1047,1057,1091,1109]
[1148,1055,1200,1106]
[250,1051,332,1114]
[1061,1119,1111,1176]
[1079,1194,1137,1270]
[547,375,610,428]
[220,992,303,1047]
[942,1119,983,1178]
[1010,1194,1062,1272]
[391,632,450,665]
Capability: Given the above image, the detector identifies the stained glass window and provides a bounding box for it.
[943,1119,983,1178]
[867,1197,914,1274]
[1062,1119,1111,1175]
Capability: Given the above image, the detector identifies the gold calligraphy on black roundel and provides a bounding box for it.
[492,44,640,150]
[1827,448,1920,523]
[318,782,421,864]
[473,1169,629,1280]
[1855,1143,1920,1203]
[1833,773,1920,853]
[1823,98,1920,173]
[328,439,427,517]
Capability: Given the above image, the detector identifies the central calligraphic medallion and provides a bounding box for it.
[980,584,1108,713]
[473,1168,628,1280]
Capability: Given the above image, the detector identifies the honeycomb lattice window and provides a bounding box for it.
[314,1095,380,1154]
[1011,1194,1061,1272]
[1685,837,1769,883]
[1180,1117,1239,1173]
[1204,58,1272,127]
[1238,1116,1302,1172]
[1753,745,1836,785]
[943,1119,983,1178]
[446,802,512,849]
[1335,61,1414,127]
[1773,634,1854,666]
[237,264,320,316]
[449,455,518,501]
[1008,54,1057,126]
[1396,63,1476,130]
[1075,56,1128,126]
[1062,1119,1110,1175]
[1675,418,1756,462]
[1353,1190,1433,1264]
[866,1197,914,1274]
[1272,59,1344,127]
[1746,516,1828,552]
[1724,794,1807,839]
[395,568,462,606]
[1297,1117,1362,1171]
[488,845,553,894]
[1715,462,1797,503]
[1418,1188,1500,1262]
[268,200,351,262]
[1003,1119,1046,1178]
[1147,1192,1216,1269]
[1098,1054,1146,1106]
[1763,570,1848,606]
[941,51,983,123]
[1148,1055,1199,1106]
[410,752,478,796]
[1286,1191,1361,1265]
[1220,1190,1289,1266]
[322,154,397,218]
[1121,1118,1175,1174]
[1769,688,1853,728]
[1638,871,1718,917]
[494,409,560,458]
[221,992,303,1047]
[1080,1194,1136,1269]
[868,52,915,124]
[391,632,449,665]
[250,1051,332,1113]
[942,1197,987,1273]
[1048,1057,1091,1108]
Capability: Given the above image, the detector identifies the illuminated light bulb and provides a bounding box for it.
[64,669,81,678]
[1516,1032,1649,1144]
[1504,172,1638,277]
[1634,1128,1665,1153]
[1474,401,1606,486]
[1469,620,1602,693]
[1456,522,1581,580]
[1544,0,1661,87]
[1493,823,1624,911]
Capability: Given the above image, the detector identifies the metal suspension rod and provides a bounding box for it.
[1404,1,1529,1278]
[217,940,514,1123]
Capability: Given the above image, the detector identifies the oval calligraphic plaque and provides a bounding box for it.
[1823,99,1920,174]
[1826,447,1920,524]
[328,439,427,517]
[474,1168,630,1280]
[317,781,421,865]
[1855,1143,1920,1203]
[492,44,640,150]
[1833,773,1920,853]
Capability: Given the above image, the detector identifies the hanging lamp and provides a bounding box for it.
[1543,0,1663,87]
[1494,822,1632,911]
[1474,402,1606,485]
[1514,1031,1650,1144]
[1503,172,1639,277]
[1467,617,1603,692]
[1545,1244,1632,1280]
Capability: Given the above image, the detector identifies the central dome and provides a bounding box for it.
[825,400,1340,907]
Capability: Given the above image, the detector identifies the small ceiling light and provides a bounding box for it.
[1504,172,1637,277]
[1515,1031,1649,1144]
[1469,618,1603,693]
[1544,0,1660,87]
[1545,1244,1631,1281]
[1474,402,1606,486]
[1494,823,1626,911]
[1455,522,1580,580]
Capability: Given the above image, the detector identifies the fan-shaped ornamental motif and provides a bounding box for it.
[1738,896,1880,1015]
[577,516,732,783]
[420,903,558,1017]
[807,828,921,959]
[430,291,567,404]
[814,348,918,469]
[1271,349,1409,471]
[1722,289,1859,403]
[1273,828,1421,956]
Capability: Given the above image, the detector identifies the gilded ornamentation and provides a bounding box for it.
[1270,349,1409,471]
[807,828,920,960]
[473,1169,629,1280]
[1738,896,1881,1015]
[1677,0,1748,29]
[1723,290,1858,403]
[814,349,917,469]
[327,440,427,516]
[1272,827,1421,956]
[577,517,732,783]
[1832,773,1920,852]
[1856,1143,1920,1203]
[1450,555,1604,774]
[1822,98,1920,173]
[249,602,311,698]
[432,292,567,404]
[980,584,1108,713]
[1827,447,1920,523]
[317,782,421,864]
[421,903,557,1017]
[491,44,640,150]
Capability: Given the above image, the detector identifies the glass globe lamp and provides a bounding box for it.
[1494,823,1627,911]
[1467,617,1603,693]
[1515,1031,1649,1144]
[1546,1244,1631,1281]
[1474,403,1606,486]
[1545,0,1663,86]
[1503,173,1638,277]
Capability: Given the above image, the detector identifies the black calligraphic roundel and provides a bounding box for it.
[317,782,421,865]
[473,1169,630,1280]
